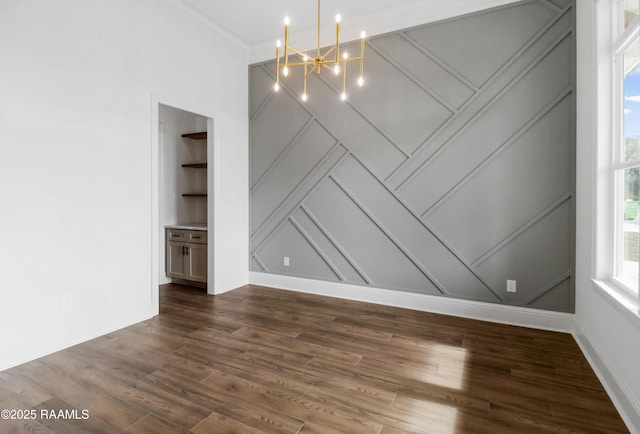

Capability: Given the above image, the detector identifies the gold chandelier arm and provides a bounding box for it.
[286,46,308,59]
[284,24,289,68]
[275,46,280,86]
[323,45,337,59]
[317,0,321,57]
[342,58,347,96]
[359,36,365,79]
[287,61,314,67]
[307,64,319,78]
[335,15,340,65]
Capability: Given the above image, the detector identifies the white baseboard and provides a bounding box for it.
[249,272,574,332]
[572,320,640,434]
[0,308,151,372]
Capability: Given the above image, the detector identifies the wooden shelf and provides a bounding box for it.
[181,163,207,169]
[182,193,207,197]
[181,132,207,140]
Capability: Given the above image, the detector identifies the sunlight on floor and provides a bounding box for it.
[407,344,469,433]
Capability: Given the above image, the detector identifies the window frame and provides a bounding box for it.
[593,0,640,318]
[612,4,640,297]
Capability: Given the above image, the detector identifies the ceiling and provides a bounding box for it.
[177,0,520,63]
[0,0,521,63]
[181,0,415,46]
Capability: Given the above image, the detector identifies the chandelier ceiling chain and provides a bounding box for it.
[273,0,366,102]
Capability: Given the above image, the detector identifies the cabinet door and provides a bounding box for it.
[166,241,187,279]
[186,243,207,283]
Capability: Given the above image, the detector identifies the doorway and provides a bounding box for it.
[151,98,215,315]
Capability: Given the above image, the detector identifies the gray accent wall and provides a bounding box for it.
[249,0,575,313]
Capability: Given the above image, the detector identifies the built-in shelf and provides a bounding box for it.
[181,132,207,140]
[180,132,207,201]
[181,163,207,169]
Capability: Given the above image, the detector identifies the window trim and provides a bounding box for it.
[594,0,640,318]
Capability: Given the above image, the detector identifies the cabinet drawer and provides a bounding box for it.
[166,229,188,241]
[188,231,207,244]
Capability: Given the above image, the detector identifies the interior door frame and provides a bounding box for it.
[150,93,217,315]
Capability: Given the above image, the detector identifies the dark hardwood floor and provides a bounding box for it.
[0,284,629,433]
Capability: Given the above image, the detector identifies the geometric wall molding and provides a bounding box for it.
[249,0,575,313]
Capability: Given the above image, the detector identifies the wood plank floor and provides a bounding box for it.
[0,284,629,433]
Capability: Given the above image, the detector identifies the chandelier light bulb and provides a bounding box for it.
[284,16,290,26]
[283,66,289,77]
[334,65,340,75]
[341,92,347,101]
[303,55,309,61]
[360,31,366,39]
[336,14,341,23]
[343,52,349,59]
[358,76,364,87]
[302,93,308,102]
[274,82,280,91]
[276,40,281,48]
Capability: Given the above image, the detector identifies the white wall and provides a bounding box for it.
[575,2,640,433]
[0,0,249,371]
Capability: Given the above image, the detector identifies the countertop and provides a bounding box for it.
[165,223,207,231]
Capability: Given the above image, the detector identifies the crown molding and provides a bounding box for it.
[153,0,249,62]
[249,0,521,64]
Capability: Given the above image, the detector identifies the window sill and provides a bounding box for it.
[592,279,640,330]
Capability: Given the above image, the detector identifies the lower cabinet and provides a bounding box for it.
[166,228,207,283]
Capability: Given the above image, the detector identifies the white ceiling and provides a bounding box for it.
[181,0,412,46]
[177,0,521,63]
[0,0,521,63]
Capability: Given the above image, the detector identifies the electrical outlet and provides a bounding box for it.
[283,256,290,267]
[506,280,517,293]
[61,294,74,310]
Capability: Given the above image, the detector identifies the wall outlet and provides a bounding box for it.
[283,256,290,267]
[506,280,517,293]
[61,294,74,310]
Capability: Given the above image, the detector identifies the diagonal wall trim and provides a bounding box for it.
[252,254,268,272]
[289,215,346,282]
[367,40,459,114]
[314,74,413,160]
[422,89,573,219]
[299,204,374,285]
[395,28,573,195]
[260,64,412,162]
[388,7,572,189]
[397,32,480,93]
[251,146,350,250]
[538,0,563,13]
[250,68,276,122]
[472,192,573,266]
[329,174,449,295]
[345,153,504,301]
[250,0,575,313]
[525,271,572,305]
[251,117,315,192]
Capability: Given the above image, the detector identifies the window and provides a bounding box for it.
[624,0,640,29]
[613,1,640,296]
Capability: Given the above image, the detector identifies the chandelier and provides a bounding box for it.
[273,0,366,102]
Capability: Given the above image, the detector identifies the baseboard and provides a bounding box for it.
[249,272,574,332]
[0,308,151,372]
[572,320,640,434]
